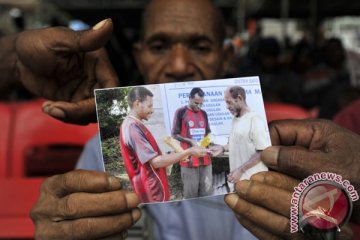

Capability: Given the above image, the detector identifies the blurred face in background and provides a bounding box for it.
[133,0,225,84]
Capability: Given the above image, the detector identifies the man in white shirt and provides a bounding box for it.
[212,86,270,183]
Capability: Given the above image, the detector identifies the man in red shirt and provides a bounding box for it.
[172,87,213,198]
[120,86,207,203]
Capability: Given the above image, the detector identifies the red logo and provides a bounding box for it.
[199,121,205,127]
[299,181,351,231]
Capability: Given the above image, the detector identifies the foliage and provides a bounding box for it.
[95,87,132,140]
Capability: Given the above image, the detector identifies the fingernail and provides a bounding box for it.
[236,180,250,196]
[42,101,53,113]
[42,105,49,113]
[224,193,239,209]
[261,146,280,167]
[125,192,140,208]
[108,175,122,190]
[49,107,66,118]
[131,208,141,222]
[93,19,109,30]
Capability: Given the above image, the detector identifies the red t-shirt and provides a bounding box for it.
[172,106,211,167]
[120,116,170,203]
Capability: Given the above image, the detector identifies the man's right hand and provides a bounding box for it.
[31,170,141,240]
[187,146,208,158]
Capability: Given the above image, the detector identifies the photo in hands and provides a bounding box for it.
[95,77,271,204]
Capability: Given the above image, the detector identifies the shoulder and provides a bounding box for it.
[175,106,187,117]
[200,109,208,115]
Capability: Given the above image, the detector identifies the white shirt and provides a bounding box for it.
[229,110,271,180]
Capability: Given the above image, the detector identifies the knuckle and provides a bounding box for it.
[277,218,291,236]
[34,222,55,240]
[73,219,95,239]
[240,201,254,219]
[30,204,41,221]
[60,195,78,218]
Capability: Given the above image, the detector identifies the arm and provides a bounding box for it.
[172,108,198,146]
[150,146,207,169]
[227,151,261,183]
[173,133,198,146]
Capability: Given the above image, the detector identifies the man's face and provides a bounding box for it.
[136,96,154,121]
[189,94,204,112]
[224,90,241,117]
[134,0,224,84]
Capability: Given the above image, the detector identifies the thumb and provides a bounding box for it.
[61,18,113,52]
[42,99,97,125]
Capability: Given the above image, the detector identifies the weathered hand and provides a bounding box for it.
[225,171,353,239]
[31,170,141,240]
[262,119,360,224]
[15,19,119,125]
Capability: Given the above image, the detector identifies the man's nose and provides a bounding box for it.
[165,45,195,81]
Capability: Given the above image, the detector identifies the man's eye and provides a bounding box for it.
[149,42,169,53]
[191,44,211,54]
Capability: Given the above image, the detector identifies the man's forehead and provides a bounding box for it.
[143,3,217,42]
[192,94,204,101]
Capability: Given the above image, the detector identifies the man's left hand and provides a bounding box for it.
[15,19,119,125]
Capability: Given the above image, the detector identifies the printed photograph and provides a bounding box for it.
[95,77,272,204]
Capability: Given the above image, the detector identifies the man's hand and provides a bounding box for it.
[190,139,198,147]
[31,170,141,240]
[262,119,360,224]
[227,168,243,183]
[225,171,353,239]
[189,146,208,157]
[15,19,119,125]
[208,145,223,157]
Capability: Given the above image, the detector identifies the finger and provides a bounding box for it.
[35,209,141,240]
[225,194,298,239]
[52,19,113,53]
[234,180,292,217]
[268,119,331,147]
[95,49,120,89]
[42,99,97,125]
[42,170,121,197]
[52,191,139,221]
[250,171,300,192]
[261,145,329,179]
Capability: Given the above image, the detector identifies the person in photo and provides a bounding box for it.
[172,87,213,198]
[120,86,207,203]
[211,86,270,183]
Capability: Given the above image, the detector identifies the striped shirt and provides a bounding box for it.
[172,106,211,167]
